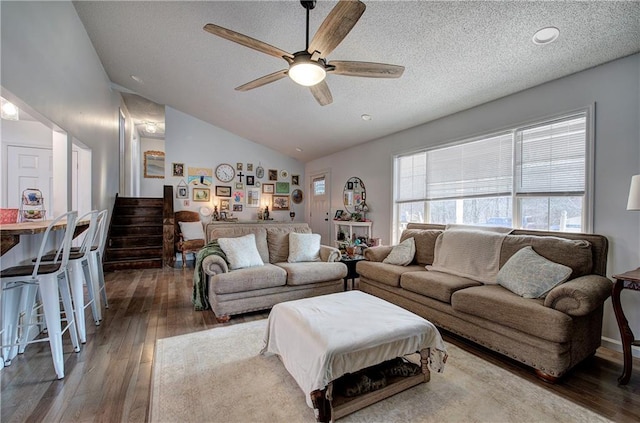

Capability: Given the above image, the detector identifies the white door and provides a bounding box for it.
[7,146,53,218]
[309,171,331,245]
[7,146,78,219]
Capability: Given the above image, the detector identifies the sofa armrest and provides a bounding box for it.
[320,245,341,262]
[544,274,612,316]
[202,254,229,276]
[364,246,393,262]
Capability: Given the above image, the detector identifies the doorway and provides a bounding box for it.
[308,170,332,245]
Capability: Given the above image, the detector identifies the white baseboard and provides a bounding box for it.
[601,336,640,359]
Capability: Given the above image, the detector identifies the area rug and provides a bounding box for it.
[150,320,610,423]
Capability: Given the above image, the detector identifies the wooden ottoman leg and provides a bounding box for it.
[311,389,331,423]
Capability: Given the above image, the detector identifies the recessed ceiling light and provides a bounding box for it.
[131,75,143,83]
[532,27,560,45]
[361,114,372,121]
[295,147,303,152]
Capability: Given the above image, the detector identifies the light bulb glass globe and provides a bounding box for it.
[289,61,326,86]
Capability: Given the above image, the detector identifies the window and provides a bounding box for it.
[393,112,590,240]
[313,176,326,196]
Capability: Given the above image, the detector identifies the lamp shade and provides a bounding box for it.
[627,174,640,210]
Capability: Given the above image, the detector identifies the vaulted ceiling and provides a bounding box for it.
[74,1,640,162]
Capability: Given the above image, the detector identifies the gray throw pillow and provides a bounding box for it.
[497,246,572,298]
[383,237,415,266]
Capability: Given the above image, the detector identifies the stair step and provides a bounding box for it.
[110,226,163,237]
[105,246,163,261]
[103,258,163,272]
[115,197,164,207]
[113,206,163,217]
[108,235,163,248]
[111,216,163,226]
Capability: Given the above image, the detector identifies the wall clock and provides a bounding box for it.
[215,163,235,182]
[256,165,265,179]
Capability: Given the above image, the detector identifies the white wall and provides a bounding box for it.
[164,107,305,222]
[306,54,640,355]
[1,1,120,214]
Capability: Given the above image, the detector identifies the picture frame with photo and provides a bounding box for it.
[176,180,189,199]
[144,150,165,178]
[235,182,244,189]
[236,162,243,171]
[193,188,211,202]
[272,195,290,211]
[247,163,253,172]
[246,175,255,186]
[334,210,344,220]
[215,185,232,197]
[292,174,299,186]
[246,188,260,207]
[276,182,290,194]
[233,204,243,212]
[172,162,185,177]
[220,199,230,210]
[268,169,278,181]
[262,183,275,194]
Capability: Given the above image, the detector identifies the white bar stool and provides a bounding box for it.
[0,211,81,379]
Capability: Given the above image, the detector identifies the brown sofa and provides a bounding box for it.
[357,223,612,381]
[202,222,347,321]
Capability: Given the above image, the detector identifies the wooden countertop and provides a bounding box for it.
[0,219,89,256]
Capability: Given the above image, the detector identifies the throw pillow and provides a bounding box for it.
[218,234,264,270]
[497,246,572,298]
[179,221,205,241]
[383,237,416,266]
[288,232,321,263]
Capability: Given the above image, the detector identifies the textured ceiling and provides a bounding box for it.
[73,1,640,162]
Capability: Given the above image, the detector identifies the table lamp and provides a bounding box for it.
[627,174,640,211]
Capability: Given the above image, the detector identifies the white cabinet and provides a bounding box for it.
[334,221,372,246]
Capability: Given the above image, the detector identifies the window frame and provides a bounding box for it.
[392,107,594,242]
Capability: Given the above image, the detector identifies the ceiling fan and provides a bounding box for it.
[203,0,404,106]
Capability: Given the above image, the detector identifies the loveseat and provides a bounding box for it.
[357,223,612,381]
[197,222,347,322]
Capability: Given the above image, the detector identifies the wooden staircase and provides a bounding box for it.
[103,196,164,271]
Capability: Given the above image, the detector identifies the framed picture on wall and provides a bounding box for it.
[193,188,210,202]
[172,162,185,177]
[246,175,255,186]
[233,204,243,212]
[215,186,231,197]
[292,174,299,186]
[268,169,278,181]
[276,182,289,194]
[272,195,290,210]
[220,199,230,210]
[246,188,260,207]
[176,180,189,199]
[144,151,165,178]
[262,183,275,194]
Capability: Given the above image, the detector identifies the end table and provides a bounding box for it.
[340,255,365,291]
[612,268,640,385]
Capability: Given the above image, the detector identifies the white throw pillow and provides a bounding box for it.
[383,237,415,266]
[288,233,321,263]
[218,234,264,270]
[179,221,205,241]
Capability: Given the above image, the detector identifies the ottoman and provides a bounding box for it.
[261,290,447,422]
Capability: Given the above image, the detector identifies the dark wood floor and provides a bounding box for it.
[1,267,638,422]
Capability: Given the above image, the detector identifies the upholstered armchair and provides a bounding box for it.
[174,211,206,268]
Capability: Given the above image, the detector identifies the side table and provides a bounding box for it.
[612,268,640,385]
[340,255,365,291]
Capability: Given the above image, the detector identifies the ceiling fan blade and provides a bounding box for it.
[308,0,366,57]
[204,23,293,60]
[329,60,405,78]
[235,70,288,91]
[309,80,333,106]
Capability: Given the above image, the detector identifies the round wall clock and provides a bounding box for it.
[215,163,235,182]
[256,166,265,179]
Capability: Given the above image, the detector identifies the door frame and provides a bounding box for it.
[308,169,332,245]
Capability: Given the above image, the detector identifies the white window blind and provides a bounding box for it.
[396,133,513,202]
[516,114,586,194]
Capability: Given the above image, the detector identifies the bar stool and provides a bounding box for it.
[89,209,109,311]
[0,211,81,379]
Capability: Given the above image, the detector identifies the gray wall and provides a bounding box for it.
[306,54,640,355]
[164,107,305,221]
[1,1,120,213]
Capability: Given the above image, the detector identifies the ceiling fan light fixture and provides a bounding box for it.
[288,57,326,87]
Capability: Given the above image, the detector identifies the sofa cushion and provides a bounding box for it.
[500,235,592,280]
[267,226,311,263]
[211,263,287,294]
[288,233,321,262]
[209,227,269,263]
[451,285,573,343]
[399,229,442,265]
[356,261,425,287]
[218,234,264,270]
[497,246,572,299]
[383,237,415,266]
[400,270,482,303]
[276,262,347,286]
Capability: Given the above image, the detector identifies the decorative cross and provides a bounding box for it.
[237,171,244,182]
